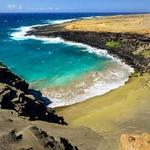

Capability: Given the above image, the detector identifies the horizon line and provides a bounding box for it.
[0,11,150,14]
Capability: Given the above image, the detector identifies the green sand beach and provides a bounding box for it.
[52,14,150,149]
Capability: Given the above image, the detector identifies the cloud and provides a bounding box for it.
[7,4,22,10]
[18,5,22,10]
[31,6,59,12]
[8,4,17,9]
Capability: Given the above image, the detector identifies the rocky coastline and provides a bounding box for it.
[0,64,94,150]
[27,26,150,73]
[0,63,67,125]
[0,63,102,150]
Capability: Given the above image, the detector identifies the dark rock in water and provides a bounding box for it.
[0,65,29,91]
[0,65,67,125]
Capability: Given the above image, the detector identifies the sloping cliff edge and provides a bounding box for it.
[0,63,102,150]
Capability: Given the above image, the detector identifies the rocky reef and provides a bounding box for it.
[27,25,150,73]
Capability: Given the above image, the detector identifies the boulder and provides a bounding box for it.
[119,133,150,150]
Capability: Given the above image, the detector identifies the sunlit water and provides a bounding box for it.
[0,13,134,107]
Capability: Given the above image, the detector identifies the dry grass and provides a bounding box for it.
[64,14,150,36]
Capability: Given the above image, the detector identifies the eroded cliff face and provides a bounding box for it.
[0,64,67,125]
[0,64,103,150]
[120,133,150,150]
[0,64,80,150]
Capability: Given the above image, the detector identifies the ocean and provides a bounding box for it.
[0,13,134,107]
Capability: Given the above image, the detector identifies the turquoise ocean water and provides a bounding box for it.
[0,13,134,107]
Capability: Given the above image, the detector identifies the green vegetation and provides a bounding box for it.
[133,49,150,58]
[105,40,121,49]
[141,49,150,58]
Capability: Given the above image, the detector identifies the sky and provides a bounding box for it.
[0,0,150,13]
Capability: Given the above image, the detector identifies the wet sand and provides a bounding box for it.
[41,62,132,108]
[56,73,150,149]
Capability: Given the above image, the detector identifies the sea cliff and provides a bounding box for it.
[0,63,101,150]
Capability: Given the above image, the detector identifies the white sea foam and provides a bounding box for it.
[81,16,102,19]
[46,19,77,25]
[11,26,32,40]
[10,26,116,59]
[10,18,134,108]
[45,62,134,108]
[48,16,102,24]
[46,15,103,25]
[10,23,50,40]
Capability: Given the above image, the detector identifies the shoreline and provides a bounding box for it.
[27,14,150,73]
[0,63,101,150]
[11,24,134,108]
[42,62,133,108]
[26,14,150,149]
[26,14,150,108]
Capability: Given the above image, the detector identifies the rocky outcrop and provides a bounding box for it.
[0,65,29,91]
[0,63,103,150]
[0,126,78,150]
[31,126,78,150]
[0,64,67,125]
[27,25,150,73]
[119,133,150,150]
[0,107,100,150]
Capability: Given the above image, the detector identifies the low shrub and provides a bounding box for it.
[105,40,121,49]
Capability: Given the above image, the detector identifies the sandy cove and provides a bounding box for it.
[52,14,150,149]
[26,14,150,149]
